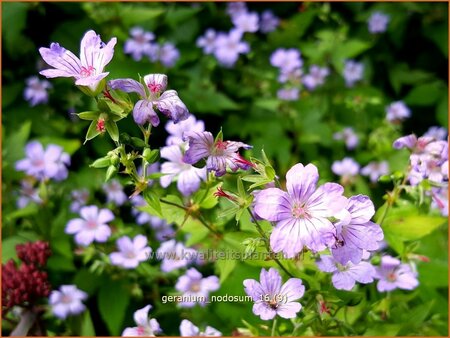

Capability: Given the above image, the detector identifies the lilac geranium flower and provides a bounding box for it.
[278,68,302,84]
[331,195,384,265]
[374,256,419,292]
[259,10,280,33]
[343,60,364,87]
[270,48,303,73]
[226,2,247,19]
[24,76,52,106]
[39,30,117,93]
[431,187,448,216]
[65,205,113,246]
[253,163,347,258]
[316,255,376,290]
[109,235,152,269]
[333,127,359,150]
[361,161,389,183]
[15,141,70,182]
[124,27,155,61]
[70,189,89,213]
[109,73,189,126]
[232,11,259,33]
[165,115,205,146]
[197,29,218,55]
[243,268,304,320]
[160,144,207,196]
[424,126,447,140]
[277,87,300,101]
[157,42,180,68]
[332,157,360,178]
[183,131,253,177]
[17,180,42,208]
[180,319,221,337]
[386,101,411,123]
[302,65,329,90]
[157,239,196,272]
[49,285,87,319]
[368,11,390,34]
[103,179,127,206]
[122,305,161,337]
[213,29,250,67]
[175,268,220,307]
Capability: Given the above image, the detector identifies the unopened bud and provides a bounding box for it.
[91,156,111,168]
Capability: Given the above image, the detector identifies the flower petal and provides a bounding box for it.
[109,78,146,98]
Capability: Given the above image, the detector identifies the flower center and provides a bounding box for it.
[148,83,162,94]
[136,326,146,335]
[125,251,136,259]
[292,203,308,219]
[387,271,397,282]
[80,66,95,77]
[190,282,201,292]
[266,296,279,310]
[96,118,106,133]
[61,295,72,304]
[86,220,97,229]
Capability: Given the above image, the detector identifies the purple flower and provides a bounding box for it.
[374,256,419,292]
[277,88,299,101]
[70,189,89,213]
[15,141,70,182]
[316,255,376,290]
[332,157,360,177]
[259,10,280,33]
[149,216,175,241]
[197,29,218,55]
[122,305,161,337]
[302,65,329,90]
[253,163,347,258]
[183,131,253,177]
[103,179,127,206]
[175,268,220,307]
[157,42,180,68]
[180,319,221,337]
[65,205,113,246]
[368,11,390,34]
[331,195,384,265]
[165,115,205,145]
[424,126,447,140]
[278,68,302,84]
[109,235,152,269]
[343,60,364,87]
[431,187,448,216]
[333,127,359,150]
[232,11,259,33]
[39,30,117,92]
[156,239,196,272]
[109,74,189,126]
[17,180,42,208]
[386,101,411,122]
[226,2,247,19]
[160,144,207,196]
[213,29,249,67]
[360,161,389,183]
[24,76,52,106]
[270,48,303,73]
[124,27,155,61]
[49,285,87,319]
[243,268,304,320]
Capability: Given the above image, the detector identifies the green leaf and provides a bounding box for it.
[98,280,130,335]
[160,195,186,224]
[77,111,100,121]
[143,190,162,217]
[2,120,31,166]
[2,232,39,263]
[47,255,76,272]
[216,258,237,284]
[105,120,119,142]
[80,310,96,336]
[121,6,165,27]
[403,81,446,106]
[4,203,38,223]
[192,184,220,210]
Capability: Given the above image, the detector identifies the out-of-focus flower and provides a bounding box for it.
[70,189,89,213]
[39,30,117,93]
[259,10,280,33]
[232,11,259,33]
[109,74,189,126]
[17,180,42,208]
[374,256,419,292]
[65,205,113,246]
[180,319,222,336]
[331,157,360,181]
[302,65,329,90]
[360,161,389,183]
[109,235,152,269]
[368,11,390,34]
[157,42,180,68]
[183,131,253,177]
[226,2,247,19]
[122,305,161,337]
[316,255,376,290]
[124,27,155,61]
[277,87,299,101]
[175,268,220,307]
[253,163,347,258]
[278,68,302,84]
[424,126,447,140]
[431,187,448,216]
[103,179,127,206]
[343,60,364,87]
[270,48,303,73]
[333,127,359,150]
[165,115,205,146]
[386,101,411,123]
[213,29,250,67]
[24,76,52,106]
[160,144,207,196]
[243,268,304,320]
[197,29,218,55]
[49,285,87,319]
[15,141,70,182]
[157,239,197,272]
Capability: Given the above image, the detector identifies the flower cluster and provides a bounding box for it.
[175,268,220,307]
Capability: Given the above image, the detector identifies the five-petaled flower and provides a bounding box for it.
[39,30,117,94]
[122,305,161,337]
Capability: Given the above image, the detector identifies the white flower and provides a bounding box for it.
[122,305,161,336]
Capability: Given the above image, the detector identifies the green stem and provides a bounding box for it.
[160,198,188,210]
[271,318,277,337]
